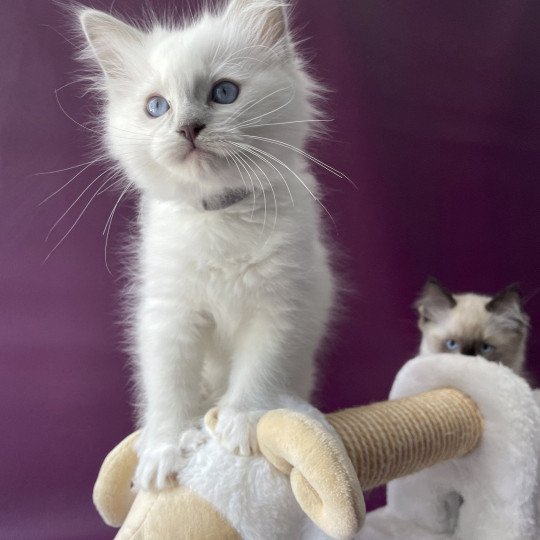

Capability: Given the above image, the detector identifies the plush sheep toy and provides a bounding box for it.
[93,355,540,540]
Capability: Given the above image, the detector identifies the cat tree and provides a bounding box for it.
[93,354,540,540]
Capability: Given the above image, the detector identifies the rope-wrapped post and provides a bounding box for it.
[257,387,483,540]
[326,388,483,490]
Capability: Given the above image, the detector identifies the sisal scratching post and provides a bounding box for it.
[327,387,483,490]
[257,387,483,539]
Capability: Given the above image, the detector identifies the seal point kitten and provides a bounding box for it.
[415,278,530,374]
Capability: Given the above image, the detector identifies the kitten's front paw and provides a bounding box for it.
[133,441,181,491]
[134,427,208,491]
[204,407,263,456]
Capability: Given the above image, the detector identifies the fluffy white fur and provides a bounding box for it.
[78,0,335,490]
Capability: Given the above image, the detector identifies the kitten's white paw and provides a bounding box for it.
[133,440,181,491]
[134,426,208,491]
[204,407,263,456]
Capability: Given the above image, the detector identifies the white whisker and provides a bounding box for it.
[54,89,157,142]
[230,151,258,218]
[235,143,294,208]
[34,160,96,176]
[237,148,278,238]
[246,118,333,128]
[228,86,292,127]
[38,160,99,206]
[235,151,268,235]
[45,169,110,241]
[103,183,131,275]
[223,152,248,192]
[243,134,357,190]
[44,173,114,263]
[232,141,337,231]
[236,87,295,129]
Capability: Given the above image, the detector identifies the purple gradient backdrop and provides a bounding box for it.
[1,1,539,538]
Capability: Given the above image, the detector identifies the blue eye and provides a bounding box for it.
[146,95,170,118]
[211,81,240,104]
[480,343,493,354]
[446,339,459,351]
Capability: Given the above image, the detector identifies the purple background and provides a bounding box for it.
[1,1,539,538]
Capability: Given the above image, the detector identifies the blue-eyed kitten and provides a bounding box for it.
[77,0,336,491]
[415,278,529,374]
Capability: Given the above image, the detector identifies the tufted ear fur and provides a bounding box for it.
[224,0,290,51]
[486,283,530,333]
[80,9,144,80]
[415,278,457,327]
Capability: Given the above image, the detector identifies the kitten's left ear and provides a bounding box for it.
[225,0,290,50]
[486,284,530,331]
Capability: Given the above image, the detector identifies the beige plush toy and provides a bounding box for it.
[93,388,482,540]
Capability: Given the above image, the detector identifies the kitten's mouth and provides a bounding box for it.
[182,144,220,164]
[184,145,208,160]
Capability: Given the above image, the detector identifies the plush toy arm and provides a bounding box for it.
[93,430,140,527]
[257,388,483,540]
[257,409,365,540]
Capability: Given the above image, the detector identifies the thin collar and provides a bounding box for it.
[202,187,252,211]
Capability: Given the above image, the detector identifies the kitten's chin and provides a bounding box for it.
[158,150,228,184]
[183,147,215,165]
[163,145,217,169]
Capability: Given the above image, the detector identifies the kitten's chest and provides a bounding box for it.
[139,200,281,297]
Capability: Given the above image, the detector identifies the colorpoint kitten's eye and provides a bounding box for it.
[146,96,170,118]
[480,343,493,354]
[211,81,239,104]
[445,339,459,351]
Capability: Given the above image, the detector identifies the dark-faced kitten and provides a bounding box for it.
[415,278,530,374]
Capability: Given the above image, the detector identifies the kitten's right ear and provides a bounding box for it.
[224,0,290,51]
[486,283,529,331]
[79,10,143,80]
[414,278,456,327]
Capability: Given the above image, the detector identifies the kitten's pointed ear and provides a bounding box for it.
[414,278,457,326]
[225,0,289,50]
[80,10,144,80]
[486,284,529,331]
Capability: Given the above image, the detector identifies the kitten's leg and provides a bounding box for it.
[201,345,230,410]
[134,306,211,490]
[207,306,321,456]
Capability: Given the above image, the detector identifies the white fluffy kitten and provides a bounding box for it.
[79,0,336,490]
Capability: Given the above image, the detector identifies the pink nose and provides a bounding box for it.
[179,122,205,145]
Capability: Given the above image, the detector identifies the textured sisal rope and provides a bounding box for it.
[326,388,483,491]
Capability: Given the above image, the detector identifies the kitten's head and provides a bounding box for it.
[415,278,530,372]
[78,0,319,201]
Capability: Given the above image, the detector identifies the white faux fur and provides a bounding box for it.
[179,395,332,540]
[78,0,336,491]
[359,355,540,540]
